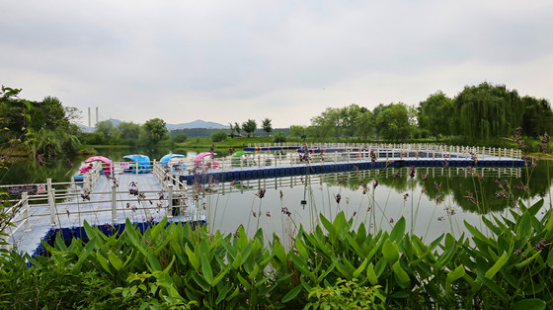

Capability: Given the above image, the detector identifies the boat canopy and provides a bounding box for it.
[194,152,221,169]
[231,151,255,167]
[231,151,253,158]
[81,156,112,175]
[159,154,185,166]
[123,154,151,173]
[84,156,111,165]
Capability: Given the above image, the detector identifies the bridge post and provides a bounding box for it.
[47,179,57,226]
[111,183,117,222]
[167,184,174,216]
[23,192,31,232]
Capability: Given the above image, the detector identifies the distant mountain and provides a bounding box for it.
[166,120,227,130]
[76,119,227,132]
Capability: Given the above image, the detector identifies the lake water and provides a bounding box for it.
[2,147,552,246]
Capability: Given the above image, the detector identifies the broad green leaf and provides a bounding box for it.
[147,249,161,272]
[528,199,544,217]
[390,217,406,242]
[435,243,456,270]
[212,265,230,287]
[517,212,532,240]
[108,251,123,271]
[464,221,494,247]
[151,217,167,239]
[515,251,542,269]
[332,256,353,279]
[282,285,303,303]
[476,271,508,301]
[74,237,98,270]
[201,254,213,285]
[96,252,113,276]
[486,251,509,279]
[392,261,410,284]
[382,239,399,265]
[353,258,369,279]
[513,298,546,310]
[227,286,240,301]
[366,263,378,285]
[185,244,199,271]
[295,239,309,259]
[216,283,231,305]
[446,264,465,295]
[249,263,259,279]
[446,264,465,285]
[236,273,252,290]
[547,249,553,268]
[191,272,210,291]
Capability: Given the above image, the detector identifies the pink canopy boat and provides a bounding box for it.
[194,152,221,169]
[79,156,112,174]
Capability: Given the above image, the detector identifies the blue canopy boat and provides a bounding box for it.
[123,154,151,174]
[159,154,187,171]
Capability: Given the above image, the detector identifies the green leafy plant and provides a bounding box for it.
[305,279,386,309]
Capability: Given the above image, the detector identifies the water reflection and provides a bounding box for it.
[3,149,552,246]
[194,163,552,246]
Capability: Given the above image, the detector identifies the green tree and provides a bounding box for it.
[453,82,523,143]
[290,125,305,138]
[356,108,374,140]
[310,107,341,140]
[242,119,257,137]
[95,120,116,138]
[262,118,273,135]
[418,91,454,141]
[375,103,412,142]
[140,118,168,145]
[117,121,141,145]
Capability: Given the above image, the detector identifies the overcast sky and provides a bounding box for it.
[2,0,553,128]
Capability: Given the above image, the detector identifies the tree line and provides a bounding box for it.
[2,81,552,158]
[301,82,553,145]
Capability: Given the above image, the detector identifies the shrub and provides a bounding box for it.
[273,132,287,143]
[211,131,227,142]
[173,133,188,143]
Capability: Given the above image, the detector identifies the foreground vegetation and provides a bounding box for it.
[1,198,552,309]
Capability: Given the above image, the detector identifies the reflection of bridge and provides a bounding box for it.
[191,166,524,196]
[2,143,524,254]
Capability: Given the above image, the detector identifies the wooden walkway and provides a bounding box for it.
[6,172,199,256]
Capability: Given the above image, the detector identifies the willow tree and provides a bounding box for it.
[453,82,523,143]
[521,96,553,138]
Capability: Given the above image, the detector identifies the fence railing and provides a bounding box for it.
[2,165,192,251]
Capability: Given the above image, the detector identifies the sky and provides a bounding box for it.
[2,0,553,128]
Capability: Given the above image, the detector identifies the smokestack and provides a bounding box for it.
[96,107,98,127]
[88,107,91,133]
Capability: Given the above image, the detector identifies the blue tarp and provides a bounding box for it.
[123,154,151,173]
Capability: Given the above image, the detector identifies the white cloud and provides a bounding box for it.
[1,0,553,127]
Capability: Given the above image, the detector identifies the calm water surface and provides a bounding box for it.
[2,147,552,244]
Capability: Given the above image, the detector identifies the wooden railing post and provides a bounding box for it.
[23,192,31,232]
[47,178,56,226]
[111,183,117,222]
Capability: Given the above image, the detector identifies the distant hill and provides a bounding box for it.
[166,120,227,130]
[76,119,227,132]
